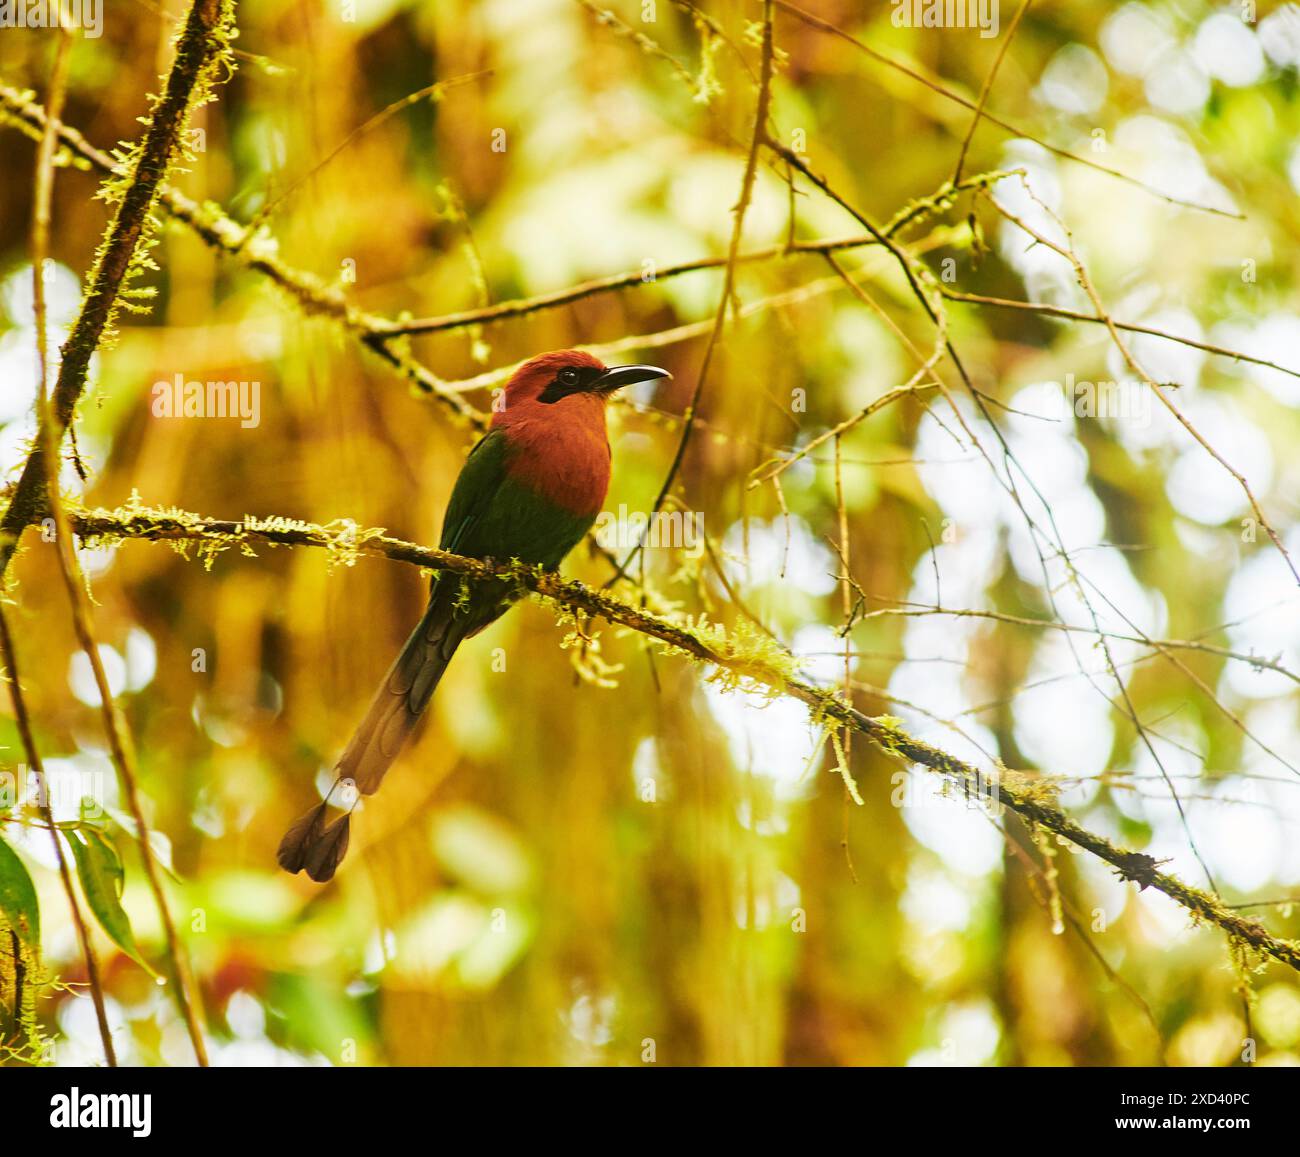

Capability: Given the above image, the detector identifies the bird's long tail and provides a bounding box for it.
[277,596,467,882]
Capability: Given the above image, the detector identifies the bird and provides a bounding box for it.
[277,349,671,882]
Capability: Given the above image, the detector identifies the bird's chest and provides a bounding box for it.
[505,418,612,518]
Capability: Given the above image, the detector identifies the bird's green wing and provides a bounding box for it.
[440,428,597,570]
[438,429,513,554]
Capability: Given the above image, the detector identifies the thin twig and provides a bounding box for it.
[22,1,117,1069]
[997,180,1300,586]
[607,0,778,586]
[952,0,1032,185]
[772,0,1242,219]
[245,71,490,230]
[939,286,1300,383]
[864,603,1300,688]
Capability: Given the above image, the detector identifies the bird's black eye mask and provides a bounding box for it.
[538,363,672,404]
[538,365,605,404]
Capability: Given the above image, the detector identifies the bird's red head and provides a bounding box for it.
[495,349,671,425]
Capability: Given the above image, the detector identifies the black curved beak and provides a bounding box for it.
[593,364,672,392]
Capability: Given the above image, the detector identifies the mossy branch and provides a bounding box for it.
[0,0,236,581]
[63,498,1300,976]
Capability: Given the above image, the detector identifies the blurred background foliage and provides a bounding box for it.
[1,0,1300,1066]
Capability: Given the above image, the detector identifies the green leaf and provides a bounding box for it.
[0,832,40,952]
[65,829,158,979]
